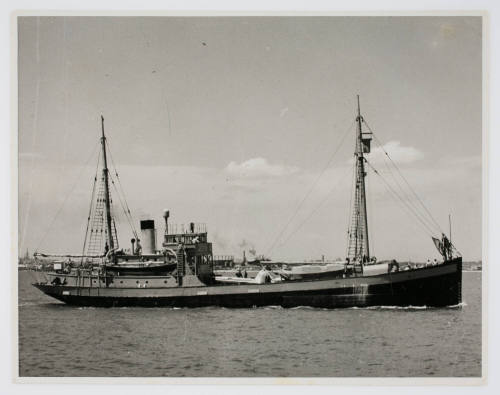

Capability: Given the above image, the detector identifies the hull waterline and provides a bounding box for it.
[33,258,462,309]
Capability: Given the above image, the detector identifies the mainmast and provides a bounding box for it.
[347,95,371,263]
[101,115,115,252]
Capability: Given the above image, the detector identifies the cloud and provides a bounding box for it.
[225,157,298,179]
[368,141,424,165]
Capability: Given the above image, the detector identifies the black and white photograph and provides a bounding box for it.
[14,12,484,381]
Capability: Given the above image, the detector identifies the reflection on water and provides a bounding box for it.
[18,271,481,377]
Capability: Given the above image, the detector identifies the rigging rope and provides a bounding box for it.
[345,159,357,258]
[366,161,375,257]
[80,149,101,262]
[35,141,100,253]
[109,172,139,240]
[104,138,139,238]
[363,119,444,235]
[364,158,436,237]
[276,163,354,251]
[369,139,440,235]
[264,120,355,257]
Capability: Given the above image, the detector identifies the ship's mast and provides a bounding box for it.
[348,95,370,262]
[100,115,115,252]
[357,96,370,260]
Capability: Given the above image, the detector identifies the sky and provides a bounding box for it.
[17,16,482,262]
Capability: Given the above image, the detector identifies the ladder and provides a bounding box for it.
[85,175,119,259]
[176,247,185,286]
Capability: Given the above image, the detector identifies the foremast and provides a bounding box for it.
[347,96,372,264]
[82,116,119,261]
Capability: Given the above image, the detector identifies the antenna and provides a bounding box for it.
[449,214,452,246]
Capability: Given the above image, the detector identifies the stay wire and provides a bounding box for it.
[364,158,436,237]
[370,136,440,235]
[345,159,357,258]
[80,149,101,261]
[265,120,355,256]
[35,140,100,253]
[109,172,139,240]
[105,138,139,238]
[363,120,444,235]
[366,162,375,257]
[365,158,434,236]
[277,164,354,250]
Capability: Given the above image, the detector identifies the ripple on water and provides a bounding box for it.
[17,271,482,377]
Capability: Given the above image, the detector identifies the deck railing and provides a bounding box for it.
[165,223,207,235]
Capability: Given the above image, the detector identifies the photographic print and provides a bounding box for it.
[16,14,483,379]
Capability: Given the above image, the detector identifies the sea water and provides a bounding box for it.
[18,271,481,377]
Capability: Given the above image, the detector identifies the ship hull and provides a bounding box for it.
[33,258,462,308]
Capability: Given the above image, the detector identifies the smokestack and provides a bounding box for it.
[131,238,136,255]
[163,209,170,234]
[140,220,156,254]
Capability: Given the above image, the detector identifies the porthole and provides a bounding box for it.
[145,281,149,284]
[120,281,123,284]
[136,280,139,284]
[164,280,167,284]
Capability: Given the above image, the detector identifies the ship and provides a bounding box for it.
[32,98,462,308]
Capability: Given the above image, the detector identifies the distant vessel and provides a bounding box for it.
[33,99,462,308]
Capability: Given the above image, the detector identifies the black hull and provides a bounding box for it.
[281,269,345,281]
[33,258,462,309]
[105,263,176,276]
